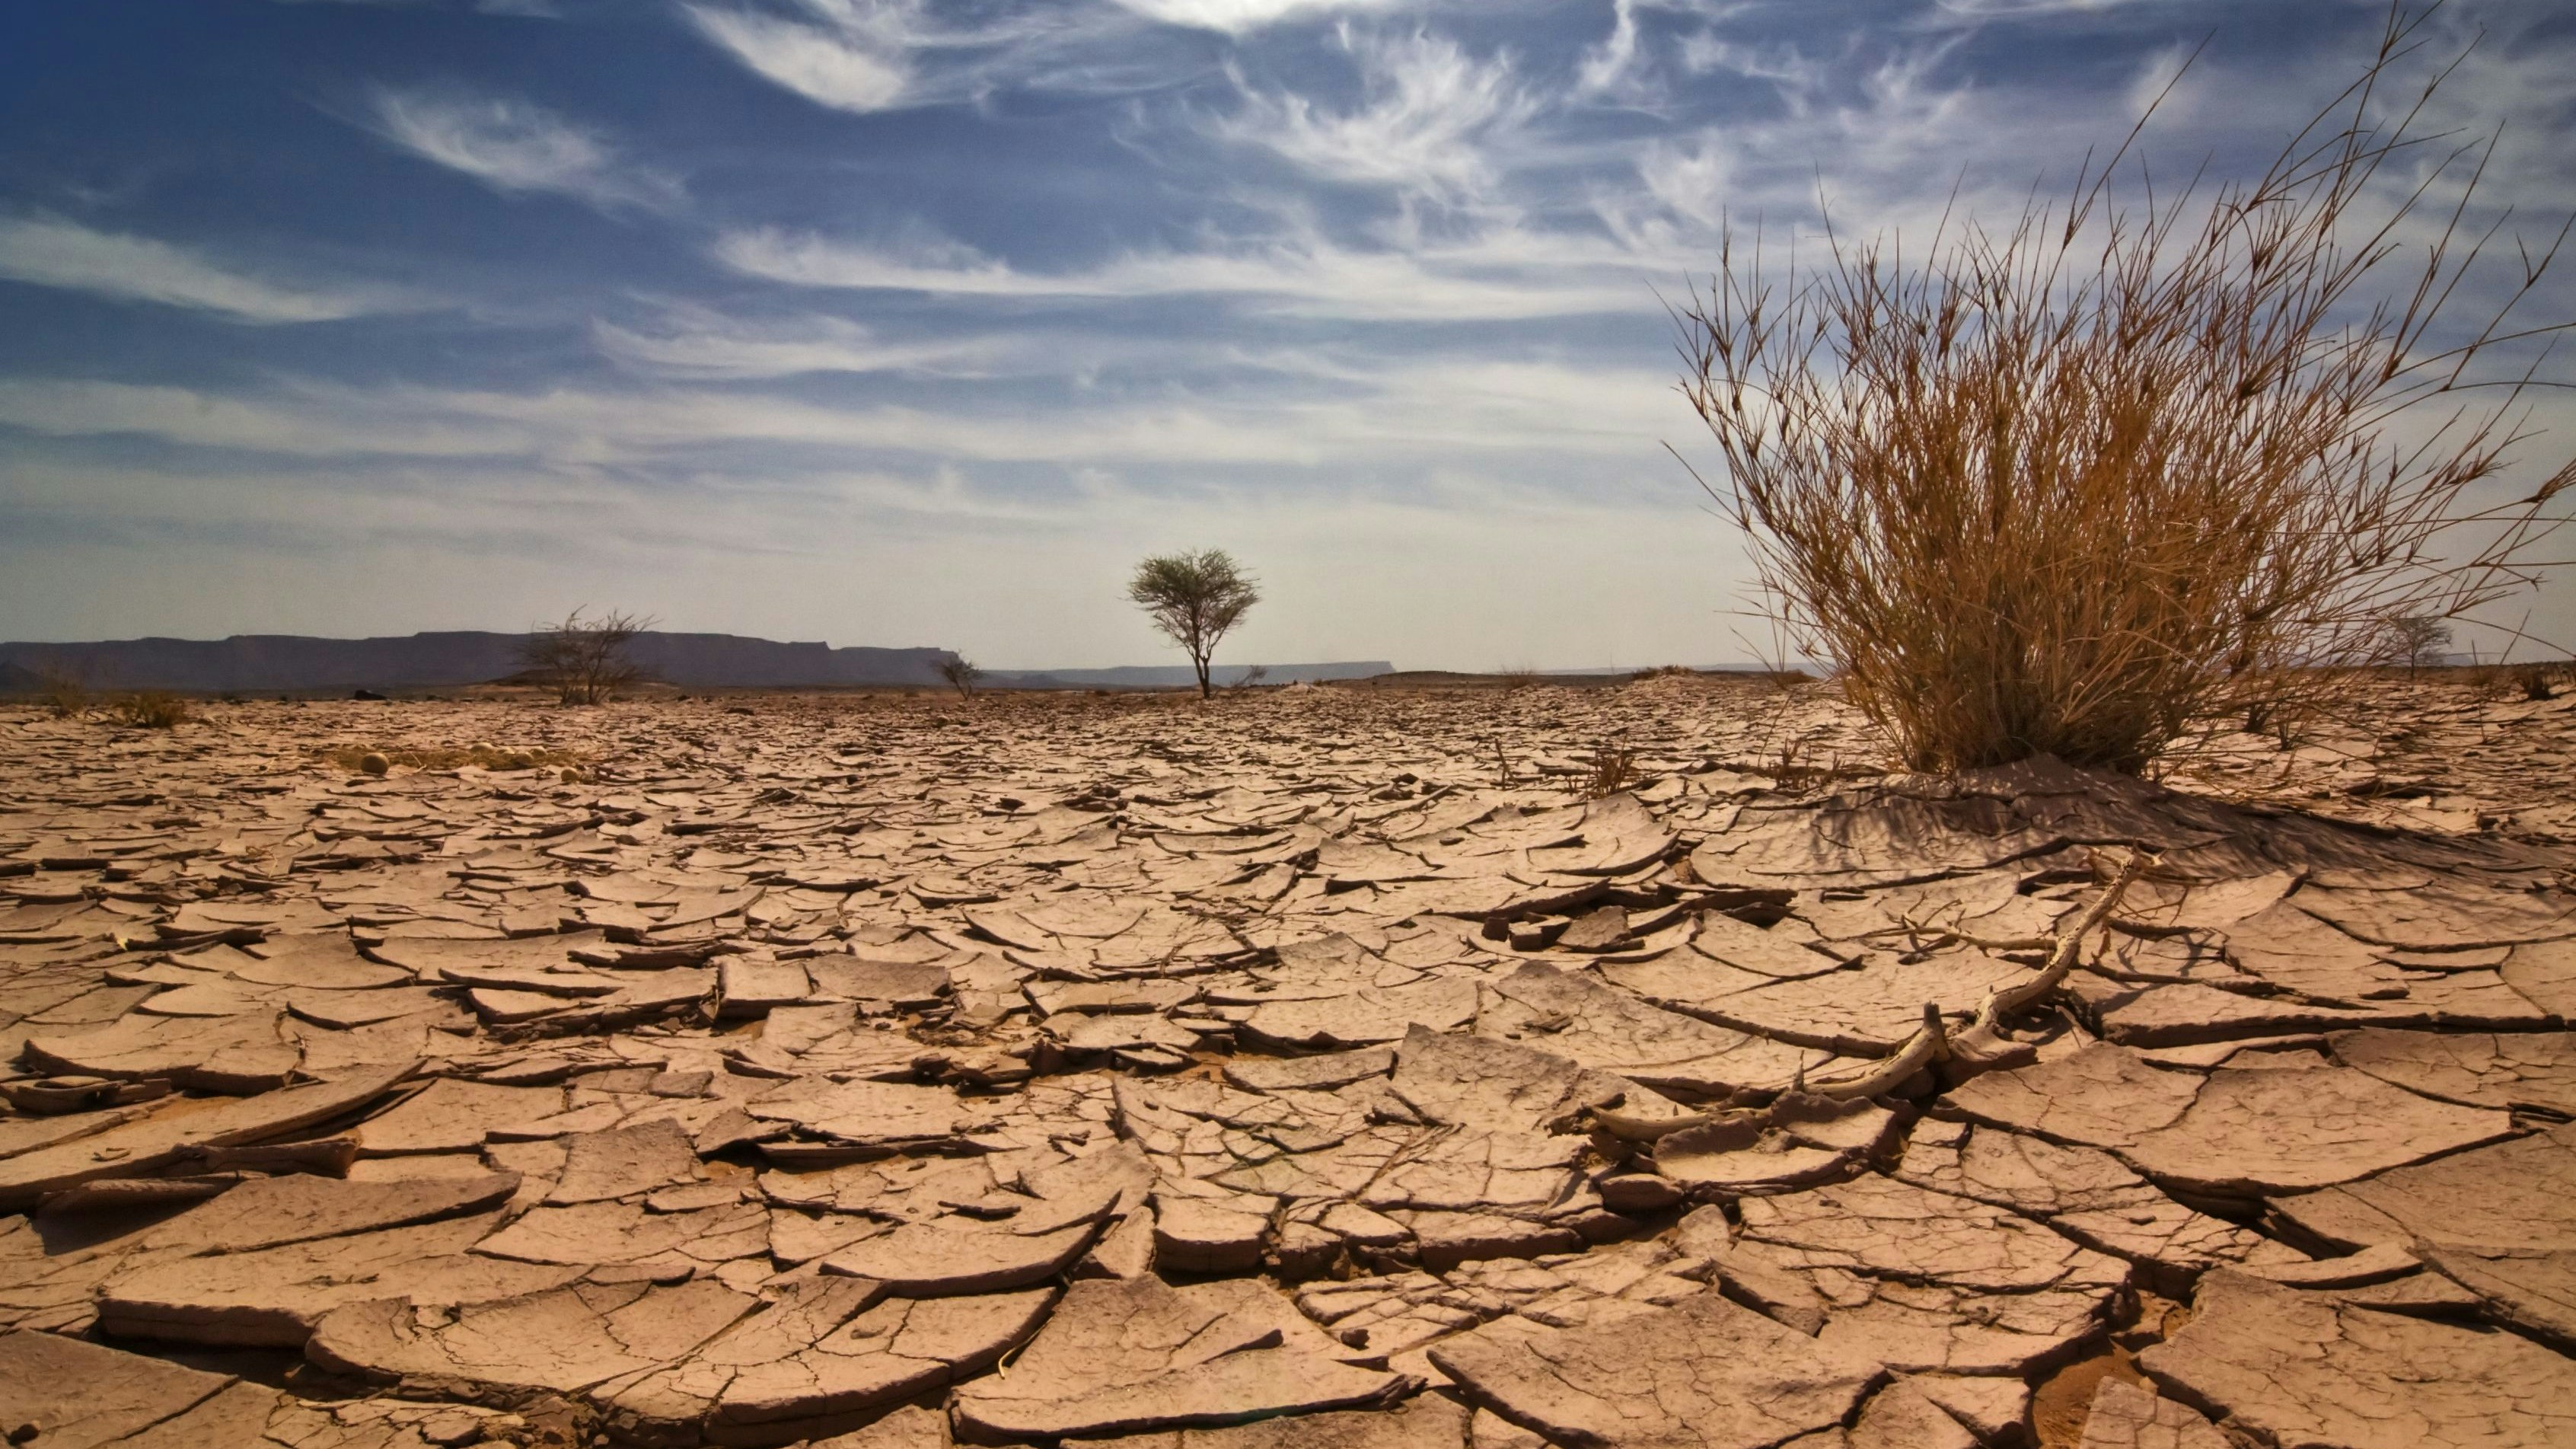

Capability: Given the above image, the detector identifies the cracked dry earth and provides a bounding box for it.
[4,675,2576,1449]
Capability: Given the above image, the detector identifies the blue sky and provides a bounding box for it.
[2,0,2571,669]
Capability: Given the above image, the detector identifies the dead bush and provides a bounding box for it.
[2502,662,2568,701]
[1678,8,2571,774]
[105,691,189,729]
[1583,744,1639,798]
[521,608,652,705]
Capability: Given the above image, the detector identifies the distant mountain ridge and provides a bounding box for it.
[0,631,959,693]
[0,633,1396,694]
[987,662,1392,688]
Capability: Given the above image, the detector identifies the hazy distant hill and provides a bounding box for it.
[0,632,958,693]
[987,662,1392,688]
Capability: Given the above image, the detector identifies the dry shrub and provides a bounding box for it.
[935,656,984,700]
[1583,744,1639,798]
[1494,665,1543,691]
[1679,8,2572,774]
[521,608,652,705]
[2492,662,2569,701]
[1630,665,1698,681]
[105,691,189,729]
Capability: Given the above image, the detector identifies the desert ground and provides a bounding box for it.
[3,673,2574,1449]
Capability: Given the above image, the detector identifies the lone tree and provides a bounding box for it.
[2389,617,2452,674]
[1128,549,1260,699]
[521,608,651,705]
[936,655,985,700]
[1676,6,2571,774]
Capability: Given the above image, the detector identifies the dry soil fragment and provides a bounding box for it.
[744,1077,997,1153]
[2074,1378,2227,1449]
[1893,1119,2297,1292]
[951,1275,1408,1442]
[1939,1043,2201,1151]
[1430,1288,1885,1449]
[0,1329,257,1447]
[603,1275,1052,1444]
[2410,1240,2576,1351]
[0,1059,415,1208]
[2119,1063,2513,1198]
[1224,1046,1397,1094]
[2329,1027,2576,1114]
[545,1117,701,1203]
[352,1077,564,1155]
[97,1212,580,1345]
[2270,1120,2576,1253]
[145,1168,518,1253]
[821,1218,1101,1295]
[308,1278,757,1396]
[1736,1173,2128,1296]
[2140,1269,2576,1448]
[1392,1026,1687,1137]
[1478,962,1827,1100]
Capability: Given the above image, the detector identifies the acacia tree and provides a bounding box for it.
[521,608,652,705]
[1128,550,1261,699]
[936,655,985,699]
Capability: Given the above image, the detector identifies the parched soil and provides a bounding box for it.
[2,676,2573,1449]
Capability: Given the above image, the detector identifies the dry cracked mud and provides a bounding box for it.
[3,673,2574,1448]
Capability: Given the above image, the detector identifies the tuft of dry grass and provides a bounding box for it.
[320,742,587,775]
[1582,743,1639,798]
[105,691,190,729]
[1677,8,2571,775]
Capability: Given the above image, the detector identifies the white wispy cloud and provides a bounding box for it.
[681,0,1176,115]
[1109,0,1410,34]
[0,343,1692,469]
[1219,29,1533,200]
[591,304,1025,379]
[683,1,914,113]
[710,225,1658,319]
[0,215,401,323]
[365,86,682,212]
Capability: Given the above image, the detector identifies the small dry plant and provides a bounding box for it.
[105,691,189,729]
[1494,665,1542,691]
[1583,744,1640,798]
[521,608,652,705]
[1678,6,2572,774]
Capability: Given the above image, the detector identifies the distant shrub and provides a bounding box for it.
[107,691,190,729]
[1677,12,2571,774]
[936,656,985,700]
[521,608,652,705]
